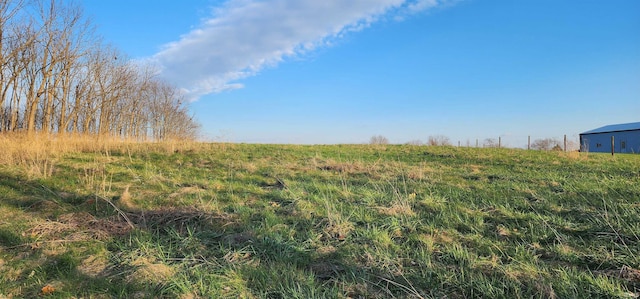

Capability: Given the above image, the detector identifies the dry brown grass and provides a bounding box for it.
[118,185,137,211]
[168,186,206,199]
[322,217,354,242]
[0,133,211,179]
[78,255,110,278]
[127,256,175,285]
[378,200,416,217]
[25,212,133,243]
[597,266,640,287]
[313,157,377,175]
[562,150,588,161]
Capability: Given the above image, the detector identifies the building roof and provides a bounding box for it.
[581,122,640,135]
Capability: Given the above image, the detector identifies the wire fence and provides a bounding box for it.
[448,134,581,152]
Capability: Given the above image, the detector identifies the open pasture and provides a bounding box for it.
[0,142,639,298]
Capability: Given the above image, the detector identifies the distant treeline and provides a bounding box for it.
[0,0,199,140]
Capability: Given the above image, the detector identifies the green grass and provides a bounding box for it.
[1,143,639,298]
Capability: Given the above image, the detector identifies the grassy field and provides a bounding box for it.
[0,138,639,298]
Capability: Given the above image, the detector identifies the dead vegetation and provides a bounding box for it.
[0,133,208,180]
[128,206,239,233]
[24,212,133,245]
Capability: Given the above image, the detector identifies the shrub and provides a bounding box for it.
[369,135,389,145]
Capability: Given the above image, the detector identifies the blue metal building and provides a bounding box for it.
[580,122,640,154]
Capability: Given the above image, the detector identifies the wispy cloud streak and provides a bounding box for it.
[152,0,451,100]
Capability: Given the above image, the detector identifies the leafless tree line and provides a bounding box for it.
[405,135,451,146]
[0,0,199,140]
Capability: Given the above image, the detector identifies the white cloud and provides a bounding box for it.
[407,0,439,13]
[152,0,452,101]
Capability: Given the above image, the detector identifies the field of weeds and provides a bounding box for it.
[0,137,639,298]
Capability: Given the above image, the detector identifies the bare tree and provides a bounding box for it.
[531,138,562,151]
[0,0,200,140]
[370,135,389,145]
[483,138,499,148]
[0,0,27,130]
[427,135,451,146]
[52,2,91,134]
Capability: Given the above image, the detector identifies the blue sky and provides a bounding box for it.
[81,0,639,145]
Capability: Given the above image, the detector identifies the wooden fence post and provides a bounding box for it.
[611,136,615,156]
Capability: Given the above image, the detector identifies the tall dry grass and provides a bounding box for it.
[0,133,212,178]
